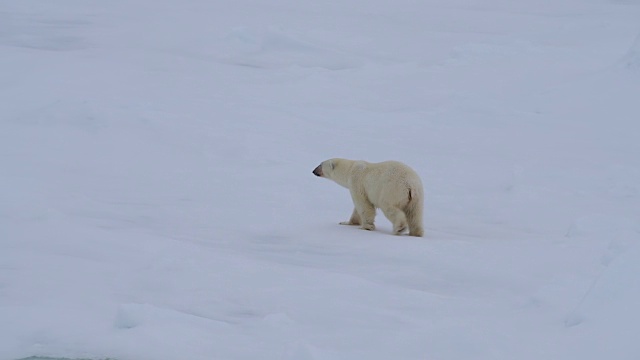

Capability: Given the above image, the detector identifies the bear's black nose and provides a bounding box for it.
[312,165,323,177]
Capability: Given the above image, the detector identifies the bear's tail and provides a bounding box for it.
[405,187,424,237]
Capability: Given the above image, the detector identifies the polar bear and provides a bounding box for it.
[312,158,424,237]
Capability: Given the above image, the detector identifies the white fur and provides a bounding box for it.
[313,158,424,237]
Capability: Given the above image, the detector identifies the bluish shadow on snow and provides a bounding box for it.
[17,357,116,360]
[621,31,640,69]
[216,26,364,70]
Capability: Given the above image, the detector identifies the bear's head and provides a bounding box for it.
[312,159,334,178]
[312,158,352,189]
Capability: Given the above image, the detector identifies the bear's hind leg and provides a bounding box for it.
[405,202,424,237]
[340,208,361,226]
[382,207,408,235]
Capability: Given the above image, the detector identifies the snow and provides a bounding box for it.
[1,0,639,359]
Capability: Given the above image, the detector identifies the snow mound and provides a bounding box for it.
[564,243,640,358]
[0,11,89,52]
[217,26,364,70]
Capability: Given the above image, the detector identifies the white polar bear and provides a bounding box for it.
[313,158,424,237]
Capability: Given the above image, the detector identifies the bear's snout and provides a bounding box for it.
[312,165,323,177]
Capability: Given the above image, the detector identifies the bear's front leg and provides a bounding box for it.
[349,189,376,231]
[339,208,361,226]
[356,203,376,231]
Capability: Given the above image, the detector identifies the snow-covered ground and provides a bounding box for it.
[1,1,639,359]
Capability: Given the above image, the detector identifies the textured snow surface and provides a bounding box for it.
[1,1,639,359]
